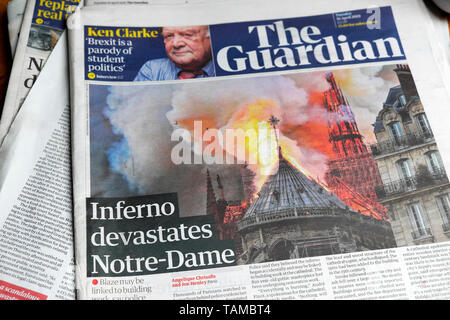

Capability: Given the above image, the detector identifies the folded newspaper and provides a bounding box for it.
[6,0,27,56]
[0,0,81,147]
[0,35,75,301]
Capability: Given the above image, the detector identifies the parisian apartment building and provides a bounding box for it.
[371,65,450,246]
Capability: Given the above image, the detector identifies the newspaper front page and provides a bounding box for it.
[0,0,81,147]
[68,0,450,300]
[0,36,75,300]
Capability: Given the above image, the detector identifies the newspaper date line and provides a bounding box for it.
[179,304,271,317]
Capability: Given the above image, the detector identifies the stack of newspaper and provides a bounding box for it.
[0,0,450,301]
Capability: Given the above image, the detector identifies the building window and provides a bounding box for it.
[425,151,443,174]
[396,158,414,179]
[415,113,432,136]
[399,94,407,106]
[389,208,396,221]
[436,194,450,225]
[407,202,430,238]
[388,121,404,144]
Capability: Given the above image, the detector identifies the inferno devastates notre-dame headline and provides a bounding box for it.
[87,199,236,276]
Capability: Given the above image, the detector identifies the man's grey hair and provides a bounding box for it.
[159,26,210,38]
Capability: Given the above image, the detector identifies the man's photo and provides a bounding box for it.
[134,25,215,81]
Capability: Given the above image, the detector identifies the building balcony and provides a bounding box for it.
[370,130,434,156]
[411,228,433,241]
[375,168,449,201]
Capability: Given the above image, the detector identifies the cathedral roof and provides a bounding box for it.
[243,149,352,218]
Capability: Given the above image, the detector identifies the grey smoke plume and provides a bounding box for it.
[102,67,397,215]
[334,65,399,142]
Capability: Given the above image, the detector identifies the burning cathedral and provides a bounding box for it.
[204,73,397,264]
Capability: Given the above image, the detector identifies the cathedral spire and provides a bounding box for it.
[323,73,388,220]
[206,169,218,216]
[323,72,367,157]
[268,115,281,159]
[217,174,225,201]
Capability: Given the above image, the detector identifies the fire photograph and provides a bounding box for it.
[89,63,450,265]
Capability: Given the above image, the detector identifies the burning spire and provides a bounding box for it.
[323,73,367,158]
[323,73,389,220]
[268,115,282,159]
